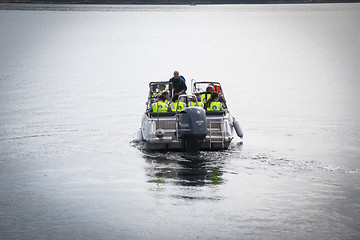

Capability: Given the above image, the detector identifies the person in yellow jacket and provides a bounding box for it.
[161,91,171,105]
[169,94,186,112]
[201,86,214,104]
[189,101,204,108]
[206,92,223,111]
[151,84,166,98]
[188,95,204,108]
[149,95,170,112]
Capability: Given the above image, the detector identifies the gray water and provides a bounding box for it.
[0,3,359,240]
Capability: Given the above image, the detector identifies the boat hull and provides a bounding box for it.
[145,137,233,151]
[140,110,235,151]
[139,81,243,152]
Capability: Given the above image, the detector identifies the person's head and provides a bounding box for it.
[159,84,166,91]
[214,84,221,93]
[161,91,170,100]
[173,71,180,79]
[206,92,219,108]
[172,94,179,102]
[158,95,166,102]
[206,86,214,93]
[194,92,201,101]
[211,92,219,101]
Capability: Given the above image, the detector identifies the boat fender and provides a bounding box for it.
[155,128,165,139]
[233,118,243,138]
[137,128,144,141]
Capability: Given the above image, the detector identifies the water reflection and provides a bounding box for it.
[129,140,245,200]
[129,140,244,188]
[142,150,229,187]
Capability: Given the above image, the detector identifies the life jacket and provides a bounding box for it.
[170,101,186,112]
[151,90,163,98]
[207,101,223,111]
[212,84,221,93]
[201,93,211,104]
[152,101,168,113]
[188,101,204,108]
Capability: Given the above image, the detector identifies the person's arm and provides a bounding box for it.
[179,76,187,94]
[178,81,187,95]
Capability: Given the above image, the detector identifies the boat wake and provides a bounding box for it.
[131,139,357,175]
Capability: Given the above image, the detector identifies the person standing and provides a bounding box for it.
[169,71,187,96]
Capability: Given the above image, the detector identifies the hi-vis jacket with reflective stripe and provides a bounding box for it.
[207,101,223,111]
[188,101,204,108]
[201,93,211,104]
[152,90,164,98]
[170,101,186,112]
[151,101,169,112]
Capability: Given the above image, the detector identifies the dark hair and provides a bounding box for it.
[172,94,179,102]
[206,92,219,109]
[161,91,169,97]
[206,86,214,92]
[158,95,166,102]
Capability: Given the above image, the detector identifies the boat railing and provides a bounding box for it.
[177,94,202,109]
[190,79,228,110]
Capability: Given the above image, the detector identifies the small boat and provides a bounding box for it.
[137,80,243,152]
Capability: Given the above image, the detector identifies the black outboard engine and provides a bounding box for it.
[178,107,207,152]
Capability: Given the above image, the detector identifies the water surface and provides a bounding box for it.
[0,3,359,240]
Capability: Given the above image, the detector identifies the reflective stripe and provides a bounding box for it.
[201,93,211,103]
[170,102,186,112]
[151,90,163,98]
[206,102,222,111]
[152,101,168,112]
[189,102,204,108]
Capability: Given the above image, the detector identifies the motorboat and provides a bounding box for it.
[137,79,243,152]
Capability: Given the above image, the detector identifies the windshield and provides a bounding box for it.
[192,82,222,95]
[149,81,173,99]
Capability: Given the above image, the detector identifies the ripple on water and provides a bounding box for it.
[131,139,358,184]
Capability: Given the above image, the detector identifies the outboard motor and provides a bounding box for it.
[178,107,207,152]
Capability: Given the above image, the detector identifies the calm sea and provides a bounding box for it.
[0,3,359,240]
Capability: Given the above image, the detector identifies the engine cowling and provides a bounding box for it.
[178,107,207,152]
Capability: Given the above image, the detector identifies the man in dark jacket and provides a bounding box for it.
[169,71,187,96]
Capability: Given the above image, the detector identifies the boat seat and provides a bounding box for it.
[149,112,176,117]
[206,110,225,116]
